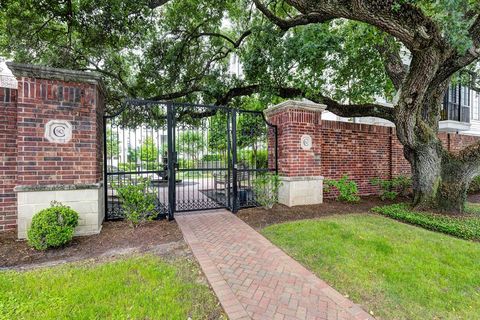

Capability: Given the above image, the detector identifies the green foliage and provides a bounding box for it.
[263,215,480,320]
[237,149,268,169]
[253,173,281,209]
[370,175,412,200]
[1,0,478,112]
[468,175,480,194]
[117,162,137,172]
[202,154,223,161]
[115,178,157,227]
[372,203,480,240]
[106,128,120,159]
[324,175,360,203]
[127,147,138,163]
[176,131,205,163]
[139,137,159,163]
[208,113,228,152]
[27,202,79,250]
[0,255,223,319]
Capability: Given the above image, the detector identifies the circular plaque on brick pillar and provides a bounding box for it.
[44,120,73,143]
[301,134,312,150]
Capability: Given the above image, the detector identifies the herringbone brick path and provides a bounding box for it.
[176,210,374,320]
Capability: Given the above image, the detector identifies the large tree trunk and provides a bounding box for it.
[405,141,474,213]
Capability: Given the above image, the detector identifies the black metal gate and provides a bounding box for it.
[103,101,277,220]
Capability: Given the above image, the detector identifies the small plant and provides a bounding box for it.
[370,175,412,200]
[27,201,79,250]
[468,175,480,194]
[115,178,158,227]
[324,175,360,203]
[253,173,281,209]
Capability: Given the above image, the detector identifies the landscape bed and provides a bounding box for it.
[372,202,480,241]
[262,214,480,320]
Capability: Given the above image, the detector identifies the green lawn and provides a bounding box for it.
[262,215,480,320]
[0,255,223,320]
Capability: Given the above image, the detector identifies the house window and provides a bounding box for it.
[472,90,480,121]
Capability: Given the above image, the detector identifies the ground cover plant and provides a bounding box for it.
[372,203,480,241]
[0,255,223,320]
[262,215,480,320]
[324,175,360,203]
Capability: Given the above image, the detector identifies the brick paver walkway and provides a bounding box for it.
[176,210,374,320]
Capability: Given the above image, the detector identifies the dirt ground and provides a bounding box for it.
[0,219,183,269]
[238,196,399,229]
[1,196,404,269]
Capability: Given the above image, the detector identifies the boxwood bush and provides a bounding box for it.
[27,202,79,250]
[372,203,480,241]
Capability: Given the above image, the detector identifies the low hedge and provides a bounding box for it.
[371,203,480,241]
[27,202,79,250]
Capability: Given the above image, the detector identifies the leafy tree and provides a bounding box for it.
[106,128,120,159]
[139,137,159,163]
[2,0,480,212]
[176,131,205,163]
[127,147,138,163]
[208,112,228,153]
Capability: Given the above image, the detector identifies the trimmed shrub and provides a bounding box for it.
[324,175,360,203]
[468,176,480,194]
[115,178,158,227]
[27,202,79,250]
[370,175,412,200]
[372,203,480,240]
[253,173,281,209]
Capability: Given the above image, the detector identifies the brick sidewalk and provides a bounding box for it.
[176,210,374,320]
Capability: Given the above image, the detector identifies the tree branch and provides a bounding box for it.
[253,0,334,31]
[196,30,252,48]
[148,0,170,9]
[375,37,407,90]
[213,84,394,121]
[310,95,395,121]
[283,0,446,52]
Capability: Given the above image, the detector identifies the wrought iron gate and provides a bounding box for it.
[103,101,277,220]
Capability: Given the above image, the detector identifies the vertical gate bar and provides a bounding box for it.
[232,110,238,213]
[167,103,175,220]
[103,116,108,220]
[226,110,231,210]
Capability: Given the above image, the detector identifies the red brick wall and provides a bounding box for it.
[320,120,480,196]
[16,78,103,186]
[0,88,18,231]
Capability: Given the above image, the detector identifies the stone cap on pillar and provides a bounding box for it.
[264,99,327,118]
[7,62,106,96]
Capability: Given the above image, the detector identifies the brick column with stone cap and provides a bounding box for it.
[265,100,326,206]
[4,62,105,238]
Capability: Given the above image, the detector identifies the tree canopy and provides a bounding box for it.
[2,0,480,212]
[0,0,446,111]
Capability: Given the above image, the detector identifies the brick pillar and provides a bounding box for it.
[0,85,18,231]
[7,63,105,238]
[265,100,326,206]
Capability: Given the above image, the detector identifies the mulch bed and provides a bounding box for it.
[0,219,183,269]
[238,196,398,229]
[1,195,406,269]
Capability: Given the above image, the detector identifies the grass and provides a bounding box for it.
[262,215,480,320]
[0,255,223,320]
[372,203,480,241]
